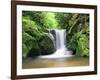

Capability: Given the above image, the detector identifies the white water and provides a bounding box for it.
[40,29,73,58]
[55,29,66,50]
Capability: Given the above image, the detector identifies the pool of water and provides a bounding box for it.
[22,56,89,69]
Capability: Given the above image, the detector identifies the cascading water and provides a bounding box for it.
[40,29,73,58]
[55,29,66,50]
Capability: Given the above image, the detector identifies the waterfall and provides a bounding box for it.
[55,29,66,50]
[40,29,73,58]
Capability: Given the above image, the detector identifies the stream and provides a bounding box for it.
[22,56,89,69]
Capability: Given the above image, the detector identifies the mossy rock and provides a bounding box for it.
[39,33,55,55]
[50,29,56,40]
[22,44,29,58]
[27,44,41,58]
[22,32,41,58]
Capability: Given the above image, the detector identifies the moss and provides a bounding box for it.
[22,32,41,58]
[39,33,55,55]
[68,31,89,57]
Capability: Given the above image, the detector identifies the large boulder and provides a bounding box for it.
[39,33,55,55]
